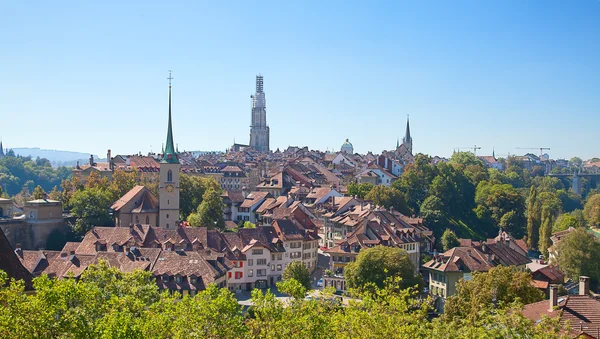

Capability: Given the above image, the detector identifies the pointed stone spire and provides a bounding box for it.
[0,139,4,157]
[402,115,413,154]
[492,147,496,160]
[396,137,399,149]
[161,71,178,164]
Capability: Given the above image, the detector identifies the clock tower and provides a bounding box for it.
[159,71,180,229]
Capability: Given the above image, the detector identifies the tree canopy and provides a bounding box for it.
[554,227,600,288]
[282,261,311,290]
[344,246,422,292]
[0,262,565,339]
[444,266,544,321]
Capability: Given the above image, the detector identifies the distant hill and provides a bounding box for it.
[11,148,103,168]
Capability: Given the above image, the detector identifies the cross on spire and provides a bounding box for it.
[167,70,173,86]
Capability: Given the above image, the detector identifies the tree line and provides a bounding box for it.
[0,259,565,339]
[351,152,600,251]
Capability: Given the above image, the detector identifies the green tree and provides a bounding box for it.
[441,229,460,251]
[391,154,438,214]
[584,193,600,226]
[344,246,421,292]
[277,278,307,300]
[365,185,411,215]
[555,228,600,288]
[347,182,374,199]
[190,187,225,230]
[552,213,581,232]
[449,152,489,186]
[108,168,139,201]
[475,181,526,237]
[444,266,544,321]
[420,196,446,233]
[48,185,62,201]
[527,186,539,249]
[32,185,46,200]
[70,187,113,235]
[242,221,256,228]
[179,175,221,220]
[282,261,311,290]
[569,156,583,168]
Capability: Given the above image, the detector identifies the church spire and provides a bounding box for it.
[402,115,413,154]
[396,137,399,149]
[161,71,178,164]
[0,139,4,157]
[404,116,411,143]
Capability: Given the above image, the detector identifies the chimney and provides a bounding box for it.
[90,154,94,166]
[107,149,113,170]
[482,243,487,253]
[579,276,590,296]
[549,285,558,311]
[76,160,80,169]
[467,249,472,257]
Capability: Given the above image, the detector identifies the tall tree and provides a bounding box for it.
[365,185,411,215]
[282,261,311,290]
[555,228,600,288]
[189,188,225,230]
[344,246,421,292]
[527,186,539,249]
[32,185,46,200]
[441,229,460,251]
[584,193,600,226]
[391,154,438,214]
[444,266,544,321]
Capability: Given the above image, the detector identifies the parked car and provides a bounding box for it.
[317,278,323,287]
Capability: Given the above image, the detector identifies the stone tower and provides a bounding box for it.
[249,75,270,152]
[402,116,413,154]
[159,72,180,229]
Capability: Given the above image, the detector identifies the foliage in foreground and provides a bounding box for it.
[0,262,566,339]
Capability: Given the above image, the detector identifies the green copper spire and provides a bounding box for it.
[161,71,178,164]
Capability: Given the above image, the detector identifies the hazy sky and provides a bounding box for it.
[2,1,599,160]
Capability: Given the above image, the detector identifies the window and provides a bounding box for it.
[228,272,232,279]
[257,269,266,277]
[146,216,150,224]
[271,264,275,271]
[190,276,197,284]
[235,272,243,279]
[277,264,282,271]
[175,276,182,283]
[248,269,253,277]
[257,259,267,265]
[162,275,169,282]
[167,169,173,182]
[290,252,301,259]
[240,261,244,268]
[277,254,282,260]
[135,215,139,223]
[248,259,253,266]
[252,248,263,255]
[271,254,275,261]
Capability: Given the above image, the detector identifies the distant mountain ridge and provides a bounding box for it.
[11,148,102,167]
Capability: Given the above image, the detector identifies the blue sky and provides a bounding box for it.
[1,1,599,160]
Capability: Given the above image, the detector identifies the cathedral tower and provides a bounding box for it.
[249,75,270,152]
[159,71,180,229]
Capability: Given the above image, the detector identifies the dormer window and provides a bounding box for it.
[190,276,197,284]
[162,275,169,282]
[175,275,183,284]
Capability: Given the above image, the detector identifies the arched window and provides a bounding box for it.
[146,216,150,224]
[167,169,173,182]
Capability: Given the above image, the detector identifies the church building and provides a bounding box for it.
[111,73,180,229]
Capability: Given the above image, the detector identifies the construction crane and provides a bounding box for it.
[457,145,482,155]
[516,147,550,158]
